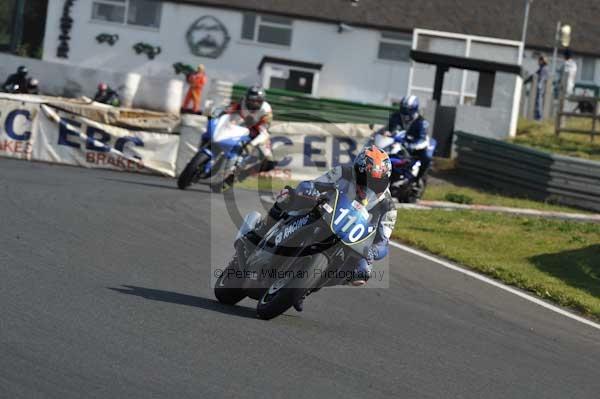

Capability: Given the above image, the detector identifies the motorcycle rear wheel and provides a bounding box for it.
[214,260,247,305]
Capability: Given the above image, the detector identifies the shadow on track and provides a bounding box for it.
[109,285,257,319]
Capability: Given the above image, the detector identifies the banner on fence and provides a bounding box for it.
[177,119,375,180]
[0,99,39,160]
[0,94,379,181]
[33,105,179,176]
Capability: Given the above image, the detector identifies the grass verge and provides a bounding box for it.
[393,209,600,320]
[513,118,600,161]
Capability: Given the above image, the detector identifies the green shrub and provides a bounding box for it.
[444,192,474,204]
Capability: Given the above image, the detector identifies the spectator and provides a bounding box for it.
[527,55,549,120]
[182,64,207,114]
[93,83,121,107]
[561,49,578,95]
[2,66,30,93]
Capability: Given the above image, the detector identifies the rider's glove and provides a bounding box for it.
[296,181,320,199]
[275,187,291,204]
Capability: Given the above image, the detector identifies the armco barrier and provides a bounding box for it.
[0,94,374,181]
[231,85,395,124]
[455,131,600,211]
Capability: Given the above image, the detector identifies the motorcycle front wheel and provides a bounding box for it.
[177,152,209,190]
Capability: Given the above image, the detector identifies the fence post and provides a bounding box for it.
[555,79,566,136]
[592,97,598,142]
[543,76,554,120]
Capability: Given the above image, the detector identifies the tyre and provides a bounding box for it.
[256,254,327,320]
[210,158,236,193]
[214,260,246,305]
[177,152,209,190]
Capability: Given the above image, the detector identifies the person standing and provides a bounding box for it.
[182,64,207,114]
[531,55,549,120]
[561,49,578,95]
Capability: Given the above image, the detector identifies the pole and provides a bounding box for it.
[549,21,561,117]
[551,21,561,79]
[520,0,532,52]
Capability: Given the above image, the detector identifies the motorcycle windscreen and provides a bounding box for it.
[328,191,377,246]
[212,114,251,146]
[374,134,395,151]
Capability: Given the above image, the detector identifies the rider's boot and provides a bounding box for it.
[293,296,305,312]
[259,159,277,172]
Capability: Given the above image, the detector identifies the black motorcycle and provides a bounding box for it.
[214,184,378,320]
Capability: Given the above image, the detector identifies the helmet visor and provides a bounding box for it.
[246,98,263,111]
[366,175,390,195]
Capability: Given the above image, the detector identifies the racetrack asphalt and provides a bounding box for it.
[1,157,599,399]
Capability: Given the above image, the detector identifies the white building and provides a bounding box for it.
[40,0,600,106]
[42,0,412,105]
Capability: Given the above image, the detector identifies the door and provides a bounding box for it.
[286,70,314,94]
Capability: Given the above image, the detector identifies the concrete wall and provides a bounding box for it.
[42,0,410,105]
[0,53,183,114]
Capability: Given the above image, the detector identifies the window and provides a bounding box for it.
[241,13,292,46]
[581,57,596,82]
[92,0,162,28]
[378,31,411,62]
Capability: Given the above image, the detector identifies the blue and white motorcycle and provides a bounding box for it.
[368,129,437,203]
[177,113,256,192]
[214,183,378,320]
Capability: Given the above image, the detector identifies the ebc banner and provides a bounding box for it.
[0,99,38,160]
[33,105,180,176]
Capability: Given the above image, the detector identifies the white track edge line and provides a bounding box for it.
[389,241,600,331]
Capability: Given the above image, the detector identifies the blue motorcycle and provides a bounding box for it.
[370,129,437,203]
[178,113,255,192]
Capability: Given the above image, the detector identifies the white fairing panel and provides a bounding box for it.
[213,114,250,142]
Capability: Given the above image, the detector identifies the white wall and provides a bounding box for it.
[0,53,183,113]
[42,0,410,105]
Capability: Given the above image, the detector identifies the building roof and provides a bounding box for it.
[174,0,600,57]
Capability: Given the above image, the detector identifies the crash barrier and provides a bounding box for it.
[231,85,395,124]
[1,94,375,180]
[0,98,179,176]
[0,53,183,114]
[455,131,600,212]
[177,116,374,180]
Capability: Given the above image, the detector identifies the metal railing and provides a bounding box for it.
[555,83,600,141]
[455,131,600,212]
